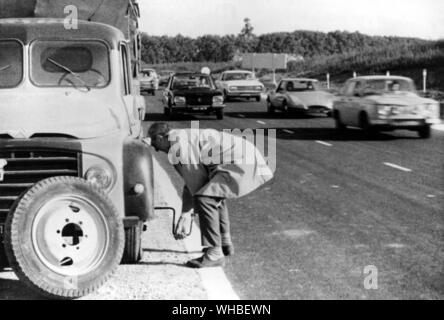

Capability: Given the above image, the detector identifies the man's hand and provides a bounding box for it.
[174,210,194,240]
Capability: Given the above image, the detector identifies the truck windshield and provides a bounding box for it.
[0,40,23,88]
[30,40,110,88]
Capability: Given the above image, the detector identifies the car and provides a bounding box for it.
[216,70,264,102]
[267,78,335,116]
[0,18,154,298]
[333,75,441,138]
[162,72,225,119]
[139,68,159,95]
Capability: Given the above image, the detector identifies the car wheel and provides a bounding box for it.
[121,221,143,264]
[223,91,229,103]
[164,106,171,116]
[4,176,124,299]
[267,99,275,113]
[334,111,346,132]
[282,100,289,112]
[418,125,431,139]
[256,96,261,102]
[359,112,375,135]
[216,109,224,120]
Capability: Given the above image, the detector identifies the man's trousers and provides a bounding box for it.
[194,196,230,248]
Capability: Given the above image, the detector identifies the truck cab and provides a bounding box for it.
[0,19,154,298]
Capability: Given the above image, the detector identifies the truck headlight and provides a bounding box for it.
[174,96,186,104]
[85,166,113,190]
[212,95,224,105]
[255,85,263,91]
[229,86,238,91]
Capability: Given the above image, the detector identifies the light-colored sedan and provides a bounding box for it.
[267,78,335,116]
[139,68,159,95]
[333,76,441,138]
[216,70,264,102]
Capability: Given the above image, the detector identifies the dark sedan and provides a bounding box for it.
[162,72,225,119]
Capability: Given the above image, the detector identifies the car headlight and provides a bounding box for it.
[255,85,263,91]
[229,86,238,91]
[213,95,224,104]
[378,105,392,117]
[85,166,113,190]
[174,96,186,104]
[423,103,439,118]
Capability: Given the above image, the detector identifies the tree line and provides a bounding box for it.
[141,30,431,64]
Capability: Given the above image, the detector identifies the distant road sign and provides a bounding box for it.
[241,53,288,70]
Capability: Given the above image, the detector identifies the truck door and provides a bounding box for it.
[120,43,143,137]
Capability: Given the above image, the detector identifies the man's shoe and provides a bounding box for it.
[186,255,225,268]
[222,244,235,256]
[203,245,234,257]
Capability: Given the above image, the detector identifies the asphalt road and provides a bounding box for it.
[144,92,444,300]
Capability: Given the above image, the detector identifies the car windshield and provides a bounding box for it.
[172,75,214,90]
[284,80,321,92]
[360,79,415,95]
[0,40,23,88]
[223,73,255,81]
[30,40,110,88]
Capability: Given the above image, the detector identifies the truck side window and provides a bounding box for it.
[120,44,131,95]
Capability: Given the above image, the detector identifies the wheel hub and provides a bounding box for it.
[31,195,109,276]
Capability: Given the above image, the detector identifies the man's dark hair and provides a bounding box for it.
[147,122,171,139]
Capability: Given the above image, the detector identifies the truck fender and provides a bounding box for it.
[123,138,155,222]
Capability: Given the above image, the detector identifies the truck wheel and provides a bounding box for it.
[122,221,143,264]
[4,176,124,299]
[418,125,431,139]
[216,109,224,120]
[164,107,171,116]
[256,96,261,102]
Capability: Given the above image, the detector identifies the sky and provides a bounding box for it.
[138,0,444,40]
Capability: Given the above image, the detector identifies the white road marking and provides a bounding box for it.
[283,129,294,134]
[257,120,266,125]
[383,162,412,172]
[153,157,240,300]
[427,195,436,198]
[315,140,333,147]
[238,114,245,118]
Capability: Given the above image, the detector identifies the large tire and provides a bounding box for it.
[164,106,171,116]
[418,125,431,139]
[121,221,143,264]
[4,176,124,299]
[256,96,261,102]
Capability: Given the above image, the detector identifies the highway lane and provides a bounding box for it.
[143,93,444,299]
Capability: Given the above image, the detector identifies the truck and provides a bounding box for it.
[0,0,155,298]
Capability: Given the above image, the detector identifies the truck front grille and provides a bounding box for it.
[0,149,81,226]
